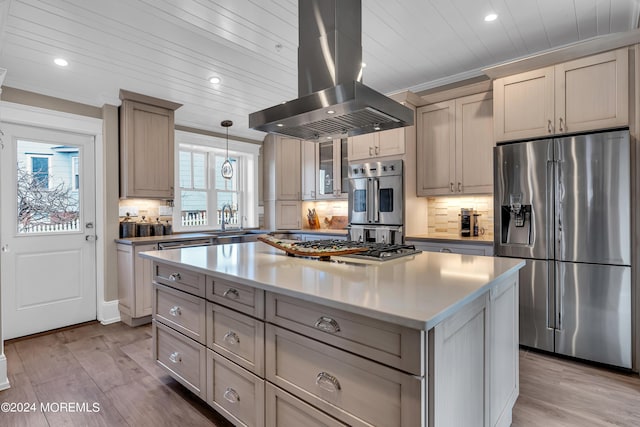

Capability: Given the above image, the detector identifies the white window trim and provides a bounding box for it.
[26,154,52,189]
[174,130,260,233]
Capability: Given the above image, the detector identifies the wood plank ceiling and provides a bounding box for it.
[0,0,638,141]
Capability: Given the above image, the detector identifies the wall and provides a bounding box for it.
[102,104,120,302]
[426,195,494,237]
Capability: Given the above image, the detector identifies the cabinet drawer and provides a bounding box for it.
[153,321,206,399]
[206,349,265,427]
[154,262,206,297]
[266,293,422,375]
[207,302,265,376]
[265,325,422,427]
[266,383,346,427]
[154,283,206,344]
[207,277,264,317]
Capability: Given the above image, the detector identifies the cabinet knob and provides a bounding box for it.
[547,119,553,133]
[450,182,454,192]
[169,352,181,364]
[457,182,462,192]
[314,316,341,334]
[223,387,240,404]
[223,331,240,346]
[374,146,379,155]
[169,273,181,281]
[559,117,565,132]
[169,306,181,316]
[316,371,341,392]
[222,288,240,299]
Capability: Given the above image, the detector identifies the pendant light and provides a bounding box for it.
[221,120,233,179]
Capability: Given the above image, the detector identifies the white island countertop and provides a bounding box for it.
[140,242,524,330]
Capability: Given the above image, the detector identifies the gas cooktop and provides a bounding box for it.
[292,239,422,262]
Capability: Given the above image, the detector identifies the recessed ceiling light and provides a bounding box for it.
[276,123,284,127]
[327,110,335,114]
[484,13,498,22]
[361,62,367,68]
[326,136,332,139]
[54,58,68,67]
[209,76,221,84]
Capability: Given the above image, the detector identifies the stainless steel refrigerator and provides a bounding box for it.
[494,129,631,368]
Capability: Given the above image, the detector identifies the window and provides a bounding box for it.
[31,156,50,188]
[174,131,260,232]
[72,156,79,190]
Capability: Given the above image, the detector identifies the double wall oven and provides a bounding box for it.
[348,160,403,244]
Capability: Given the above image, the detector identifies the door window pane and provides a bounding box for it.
[17,140,80,233]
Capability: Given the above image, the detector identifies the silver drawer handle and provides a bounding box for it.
[222,288,239,299]
[316,372,341,392]
[439,248,452,253]
[223,331,240,346]
[169,273,181,281]
[314,316,341,334]
[223,387,240,404]
[169,306,182,316]
[169,352,181,364]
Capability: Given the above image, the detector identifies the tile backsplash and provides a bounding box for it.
[301,200,348,230]
[427,195,494,237]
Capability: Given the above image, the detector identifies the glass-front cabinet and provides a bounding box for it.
[302,138,348,200]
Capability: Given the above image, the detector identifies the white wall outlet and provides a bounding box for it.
[159,206,173,216]
[119,206,139,217]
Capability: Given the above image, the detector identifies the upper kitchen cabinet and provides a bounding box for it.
[263,135,302,229]
[493,48,628,142]
[302,138,348,200]
[348,127,405,161]
[264,135,301,201]
[119,90,182,199]
[417,92,494,196]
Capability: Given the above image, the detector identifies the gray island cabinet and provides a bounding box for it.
[140,243,524,427]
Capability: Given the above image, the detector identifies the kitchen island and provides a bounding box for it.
[141,242,524,427]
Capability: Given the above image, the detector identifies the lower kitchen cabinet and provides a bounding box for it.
[206,349,265,427]
[265,383,347,427]
[117,243,156,326]
[408,239,494,256]
[150,259,517,427]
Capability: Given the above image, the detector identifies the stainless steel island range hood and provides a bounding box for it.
[249,0,414,141]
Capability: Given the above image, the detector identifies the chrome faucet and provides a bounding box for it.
[221,204,232,231]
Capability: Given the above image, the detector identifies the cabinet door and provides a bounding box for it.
[134,244,156,317]
[276,201,301,230]
[276,138,301,200]
[555,48,628,134]
[120,100,175,199]
[456,93,494,194]
[493,67,554,142]
[416,100,456,196]
[317,140,336,198]
[301,140,317,200]
[376,127,405,157]
[347,133,375,161]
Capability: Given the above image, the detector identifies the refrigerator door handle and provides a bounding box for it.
[555,262,563,330]
[546,160,555,258]
[547,261,557,330]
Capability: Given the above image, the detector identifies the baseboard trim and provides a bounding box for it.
[0,354,10,391]
[99,299,121,325]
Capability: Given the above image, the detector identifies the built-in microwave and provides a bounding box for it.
[348,160,403,227]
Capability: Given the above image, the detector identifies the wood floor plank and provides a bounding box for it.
[32,369,127,427]
[105,375,230,427]
[65,335,149,394]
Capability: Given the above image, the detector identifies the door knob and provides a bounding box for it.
[85,235,96,241]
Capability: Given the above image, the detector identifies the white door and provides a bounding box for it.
[1,123,96,339]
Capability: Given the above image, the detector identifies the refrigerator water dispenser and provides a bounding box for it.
[501,202,532,245]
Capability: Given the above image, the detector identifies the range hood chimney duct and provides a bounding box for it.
[249,0,413,141]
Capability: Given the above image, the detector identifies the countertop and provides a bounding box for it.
[140,242,524,330]
[406,233,494,245]
[115,228,348,245]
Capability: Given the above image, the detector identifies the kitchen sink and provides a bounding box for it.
[203,229,264,244]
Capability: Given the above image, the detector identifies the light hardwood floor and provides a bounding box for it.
[1,321,639,426]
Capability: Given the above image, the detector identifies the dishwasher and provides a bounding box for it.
[157,239,214,250]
